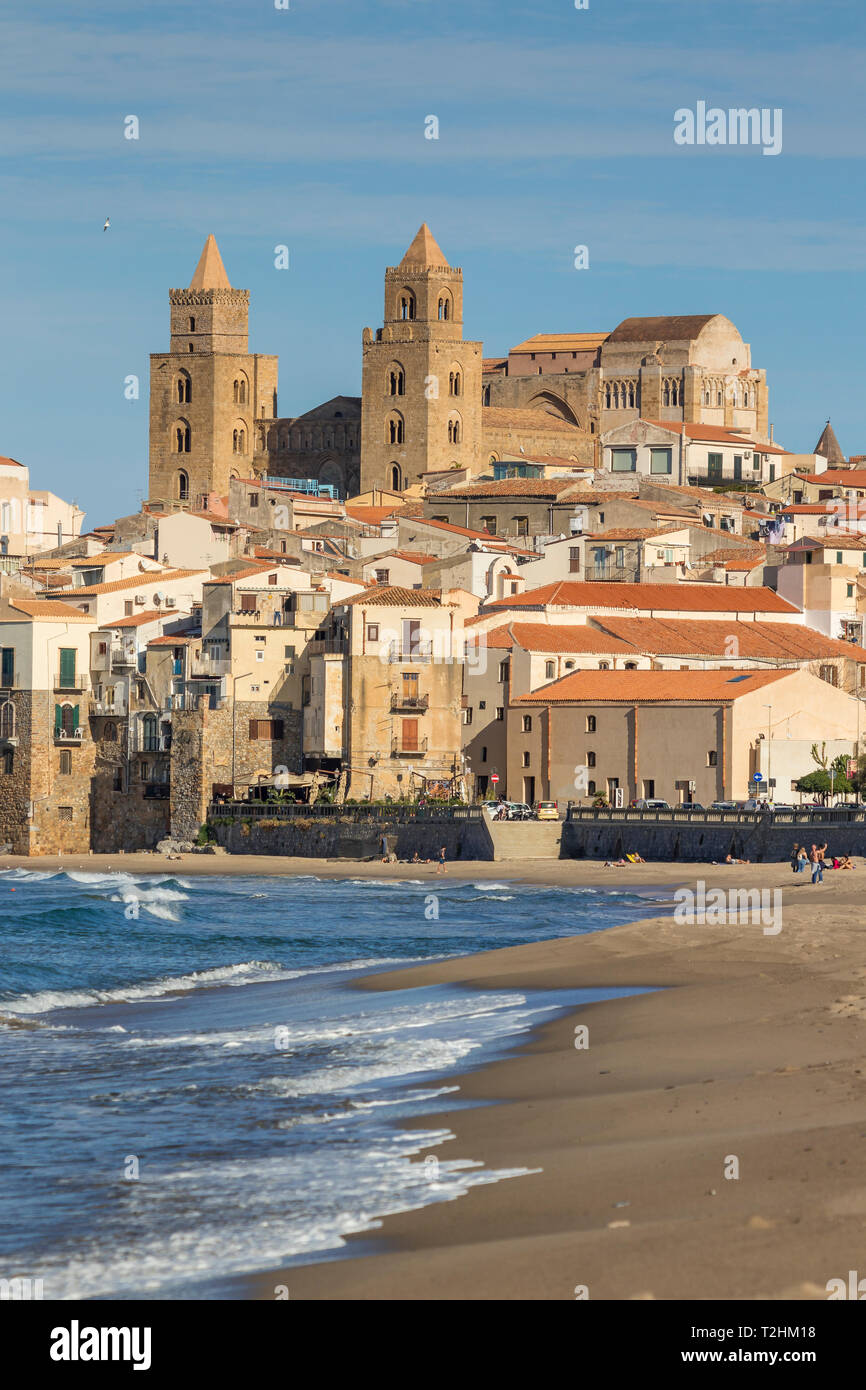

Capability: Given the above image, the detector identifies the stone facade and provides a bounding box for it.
[360,225,483,494]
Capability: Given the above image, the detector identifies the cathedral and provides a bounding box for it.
[147,228,771,507]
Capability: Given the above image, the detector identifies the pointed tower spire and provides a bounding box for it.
[399,223,449,268]
[813,419,845,467]
[189,234,232,290]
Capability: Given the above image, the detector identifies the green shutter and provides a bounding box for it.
[72,705,79,731]
[59,648,76,688]
[54,703,62,732]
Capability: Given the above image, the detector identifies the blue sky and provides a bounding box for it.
[1,0,864,524]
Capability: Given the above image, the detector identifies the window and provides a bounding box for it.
[175,425,191,454]
[587,780,596,796]
[481,746,487,762]
[495,707,504,721]
[388,415,404,445]
[522,751,530,767]
[140,761,150,781]
[498,660,510,683]
[59,749,72,775]
[0,699,13,737]
[248,719,285,740]
[587,751,596,767]
[514,516,529,537]
[367,623,379,642]
[176,373,191,404]
[624,661,638,670]
[598,661,610,671]
[189,316,195,332]
[482,517,497,535]
[375,569,390,585]
[0,649,13,688]
[390,463,402,492]
[463,708,473,725]
[650,448,672,475]
[58,806,73,821]
[733,455,743,480]
[615,547,625,568]
[240,593,257,613]
[388,367,405,396]
[448,418,461,444]
[707,750,718,766]
[479,700,486,710]
[586,715,596,732]
[569,546,581,574]
[707,453,723,481]
[522,715,532,732]
[177,469,189,501]
[610,449,636,472]
[545,660,555,679]
[1,750,12,775]
[255,650,264,662]
[249,493,259,508]
[847,583,855,598]
[399,291,415,321]
[836,552,843,565]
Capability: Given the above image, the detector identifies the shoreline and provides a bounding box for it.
[243,862,866,1301]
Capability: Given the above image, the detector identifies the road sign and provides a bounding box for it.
[490,774,499,784]
[753,772,763,782]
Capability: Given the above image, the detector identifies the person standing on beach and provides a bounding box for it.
[809,843,827,884]
[437,845,447,875]
[790,843,800,873]
[797,846,808,873]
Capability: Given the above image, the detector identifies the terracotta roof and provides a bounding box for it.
[482,357,508,371]
[473,621,637,655]
[376,550,439,565]
[784,534,866,552]
[342,585,444,608]
[188,233,231,290]
[637,480,746,507]
[7,599,93,621]
[68,552,142,567]
[484,579,798,614]
[345,505,404,525]
[190,510,239,527]
[642,421,790,455]
[0,456,24,468]
[606,498,697,520]
[517,668,795,704]
[482,406,583,436]
[508,332,610,355]
[607,315,718,343]
[585,526,688,542]
[46,569,207,598]
[108,610,171,628]
[147,632,197,646]
[808,470,866,487]
[590,616,866,662]
[779,504,845,515]
[399,223,449,269]
[437,478,584,499]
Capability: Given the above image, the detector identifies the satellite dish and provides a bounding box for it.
[153,591,165,605]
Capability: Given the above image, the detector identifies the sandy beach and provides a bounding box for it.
[9,850,866,1301]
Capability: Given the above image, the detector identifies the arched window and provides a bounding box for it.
[449,370,462,397]
[175,422,190,453]
[176,372,191,404]
[387,414,404,445]
[388,366,405,396]
[613,384,620,409]
[483,385,491,405]
[390,463,402,491]
[743,389,749,407]
[399,290,416,321]
[448,417,462,444]
[142,713,158,752]
[177,469,189,501]
[0,700,14,738]
[627,383,635,407]
[438,297,451,321]
[61,703,75,735]
[232,428,247,454]
[604,384,612,408]
[189,316,195,332]
[239,379,246,404]
[104,721,117,742]
[233,379,239,403]
[663,383,670,406]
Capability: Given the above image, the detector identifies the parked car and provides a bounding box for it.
[709,800,739,811]
[679,802,705,813]
[769,803,797,814]
[632,798,672,810]
[535,800,559,820]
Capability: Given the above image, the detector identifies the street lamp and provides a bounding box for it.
[231,672,254,795]
[763,704,772,800]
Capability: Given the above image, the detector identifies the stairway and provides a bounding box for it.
[485,820,563,860]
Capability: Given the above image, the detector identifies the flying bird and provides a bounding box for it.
[103,218,110,232]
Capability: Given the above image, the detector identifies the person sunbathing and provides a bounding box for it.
[626,852,646,863]
[725,853,750,865]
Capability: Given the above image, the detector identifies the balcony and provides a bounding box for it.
[391,735,428,757]
[390,691,429,712]
[582,566,640,583]
[110,644,137,669]
[90,696,128,718]
[54,728,84,744]
[384,642,432,664]
[0,670,21,691]
[55,672,90,693]
[189,654,232,678]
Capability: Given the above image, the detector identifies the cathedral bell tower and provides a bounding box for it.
[148,235,278,507]
[360,224,482,493]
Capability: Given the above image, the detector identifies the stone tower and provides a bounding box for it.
[148,235,278,506]
[360,224,482,493]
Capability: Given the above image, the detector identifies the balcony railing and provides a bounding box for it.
[384,642,432,664]
[390,691,429,711]
[90,696,128,717]
[55,672,89,692]
[54,727,84,743]
[391,735,428,757]
[581,566,641,583]
[189,655,232,677]
[0,670,21,691]
[110,644,137,668]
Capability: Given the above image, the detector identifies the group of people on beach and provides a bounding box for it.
[790,842,852,882]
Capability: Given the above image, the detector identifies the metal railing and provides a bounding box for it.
[207,801,482,821]
[384,642,433,664]
[391,735,428,756]
[390,692,429,711]
[565,804,866,825]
